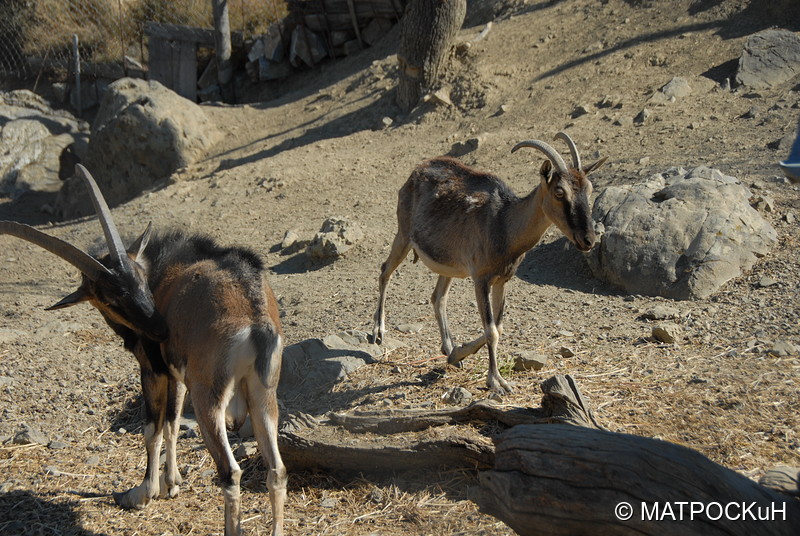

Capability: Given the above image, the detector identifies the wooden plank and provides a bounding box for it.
[174,40,197,101]
[148,36,173,89]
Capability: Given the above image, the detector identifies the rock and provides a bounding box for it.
[442,387,472,405]
[448,135,484,157]
[586,166,777,299]
[767,340,798,357]
[281,229,300,249]
[56,78,219,219]
[279,330,403,397]
[752,195,775,213]
[306,217,364,260]
[0,90,90,199]
[395,323,423,334]
[597,94,623,109]
[426,87,453,107]
[652,323,682,344]
[513,352,548,371]
[44,465,62,477]
[571,103,592,118]
[558,347,576,358]
[48,440,68,450]
[784,212,796,224]
[290,26,327,68]
[234,442,258,458]
[85,455,100,466]
[735,29,800,89]
[633,108,651,125]
[641,305,679,320]
[12,424,47,446]
[757,276,778,288]
[660,76,692,99]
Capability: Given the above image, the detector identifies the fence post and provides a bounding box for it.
[212,0,234,103]
[72,34,82,117]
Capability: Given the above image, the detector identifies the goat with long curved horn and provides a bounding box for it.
[511,139,570,176]
[75,164,129,269]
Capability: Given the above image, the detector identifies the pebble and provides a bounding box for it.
[442,387,472,405]
[514,352,548,371]
[758,276,778,288]
[652,323,682,344]
[395,323,423,334]
[559,347,576,358]
[641,305,679,320]
[85,455,100,466]
[767,340,798,357]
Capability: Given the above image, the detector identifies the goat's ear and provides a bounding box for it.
[583,156,608,175]
[45,288,91,310]
[540,160,554,184]
[128,222,153,261]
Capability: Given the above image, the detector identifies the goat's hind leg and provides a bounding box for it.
[372,231,411,345]
[432,275,455,355]
[160,379,187,499]
[192,387,244,536]
[245,376,287,536]
[114,368,168,509]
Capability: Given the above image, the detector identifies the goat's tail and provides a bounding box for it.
[250,324,282,390]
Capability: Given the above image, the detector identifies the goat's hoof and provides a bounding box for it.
[113,489,152,510]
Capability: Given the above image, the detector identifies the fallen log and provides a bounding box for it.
[474,424,800,535]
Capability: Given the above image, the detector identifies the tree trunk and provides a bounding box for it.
[212,0,234,103]
[474,424,800,536]
[397,0,466,112]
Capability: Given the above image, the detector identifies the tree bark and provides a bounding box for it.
[397,0,466,112]
[474,424,800,536]
[212,0,234,103]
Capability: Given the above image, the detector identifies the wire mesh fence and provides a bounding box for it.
[0,0,287,81]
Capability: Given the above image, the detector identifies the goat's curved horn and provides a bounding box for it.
[0,221,111,280]
[75,164,128,269]
[554,131,581,170]
[511,140,569,175]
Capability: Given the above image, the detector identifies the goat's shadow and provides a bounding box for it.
[0,490,110,536]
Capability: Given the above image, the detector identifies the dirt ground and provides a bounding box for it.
[1,0,799,534]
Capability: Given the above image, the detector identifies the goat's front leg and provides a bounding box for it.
[372,232,411,345]
[114,368,168,509]
[476,279,513,394]
[446,282,508,367]
[160,379,186,499]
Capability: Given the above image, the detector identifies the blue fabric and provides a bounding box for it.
[785,122,800,164]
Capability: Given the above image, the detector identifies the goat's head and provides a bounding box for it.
[512,132,607,252]
[0,165,168,342]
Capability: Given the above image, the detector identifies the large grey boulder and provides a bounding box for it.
[585,167,777,300]
[735,29,800,89]
[56,78,219,218]
[0,90,89,199]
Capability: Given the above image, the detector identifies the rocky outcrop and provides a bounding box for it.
[56,78,219,218]
[735,29,800,89]
[0,90,89,200]
[585,167,777,300]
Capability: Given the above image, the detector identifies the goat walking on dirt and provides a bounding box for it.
[0,165,287,536]
[372,133,606,394]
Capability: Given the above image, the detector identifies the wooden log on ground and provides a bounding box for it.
[278,430,494,472]
[328,374,603,434]
[474,424,800,535]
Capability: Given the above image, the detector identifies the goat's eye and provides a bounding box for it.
[554,187,565,199]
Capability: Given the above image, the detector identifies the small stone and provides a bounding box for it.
[767,340,798,357]
[320,496,338,508]
[660,76,692,99]
[514,352,548,371]
[234,442,258,458]
[752,195,776,212]
[759,466,800,496]
[47,440,68,450]
[426,87,452,107]
[44,465,62,477]
[498,104,510,115]
[559,346,576,358]
[391,366,402,374]
[395,323,423,334]
[757,276,778,288]
[281,229,300,249]
[783,212,796,224]
[571,103,592,118]
[557,330,575,338]
[12,424,47,446]
[85,455,100,466]
[380,116,393,129]
[634,108,651,125]
[652,323,682,344]
[442,387,473,405]
[641,305,679,320]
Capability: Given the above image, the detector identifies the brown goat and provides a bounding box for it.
[0,165,286,536]
[372,133,606,394]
